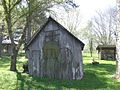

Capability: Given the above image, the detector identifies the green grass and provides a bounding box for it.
[0,53,120,90]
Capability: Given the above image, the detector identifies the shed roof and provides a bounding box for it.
[96,45,116,50]
[2,39,18,45]
[26,17,85,50]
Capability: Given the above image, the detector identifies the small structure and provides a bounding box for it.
[2,39,18,55]
[0,27,22,55]
[96,45,116,60]
[25,17,85,80]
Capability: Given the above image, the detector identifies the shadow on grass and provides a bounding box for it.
[16,72,25,90]
[14,63,116,90]
[15,71,108,90]
[27,71,107,90]
[16,72,31,90]
[0,55,27,70]
[0,56,10,69]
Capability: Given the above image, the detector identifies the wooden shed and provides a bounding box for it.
[96,45,116,60]
[25,17,85,80]
[2,39,18,55]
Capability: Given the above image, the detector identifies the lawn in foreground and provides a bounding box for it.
[0,53,120,90]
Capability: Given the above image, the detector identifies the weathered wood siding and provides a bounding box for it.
[59,26,83,79]
[27,20,84,80]
[99,49,116,60]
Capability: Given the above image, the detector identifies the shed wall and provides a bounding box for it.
[59,27,83,79]
[27,20,83,79]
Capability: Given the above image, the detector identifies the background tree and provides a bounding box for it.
[0,20,4,57]
[115,0,120,79]
[50,2,81,37]
[82,21,94,56]
[61,8,82,36]
[81,7,116,55]
[91,7,116,45]
[0,2,4,57]
[88,21,93,57]
[1,0,65,71]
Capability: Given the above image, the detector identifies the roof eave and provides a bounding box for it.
[25,16,85,50]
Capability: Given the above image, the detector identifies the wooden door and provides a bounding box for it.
[43,41,59,78]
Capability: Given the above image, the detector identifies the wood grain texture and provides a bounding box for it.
[26,19,84,80]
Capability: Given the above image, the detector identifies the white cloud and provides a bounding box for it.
[75,0,116,18]
[73,0,116,26]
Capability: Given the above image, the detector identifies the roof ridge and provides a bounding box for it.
[25,16,85,50]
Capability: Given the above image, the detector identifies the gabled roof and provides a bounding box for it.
[26,17,85,50]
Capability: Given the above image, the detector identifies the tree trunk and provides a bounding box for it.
[26,0,32,43]
[115,30,120,79]
[89,38,93,57]
[0,24,4,57]
[7,0,18,71]
[0,28,2,57]
[10,48,18,71]
[115,0,120,79]
[115,61,120,79]
[10,19,27,71]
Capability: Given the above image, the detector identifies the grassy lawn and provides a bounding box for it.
[0,52,120,90]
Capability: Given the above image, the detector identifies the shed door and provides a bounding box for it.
[32,50,40,76]
[43,41,59,78]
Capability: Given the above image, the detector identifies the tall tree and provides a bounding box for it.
[91,7,116,45]
[82,21,94,55]
[115,0,120,79]
[50,1,81,37]
[88,21,93,57]
[26,0,32,42]
[63,8,82,36]
[0,20,4,57]
[1,0,65,71]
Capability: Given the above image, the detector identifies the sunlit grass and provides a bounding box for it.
[0,52,120,90]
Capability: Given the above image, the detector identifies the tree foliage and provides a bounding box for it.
[1,0,65,71]
[83,7,116,48]
[91,7,116,45]
[51,6,82,37]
